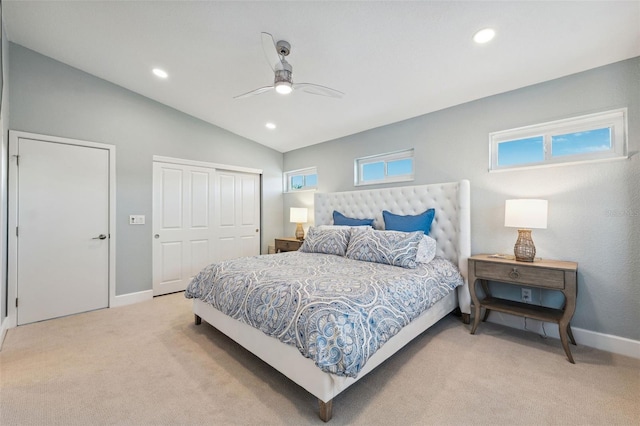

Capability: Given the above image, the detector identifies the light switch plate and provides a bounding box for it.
[129,215,145,225]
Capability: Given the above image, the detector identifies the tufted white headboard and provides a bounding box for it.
[314,180,471,314]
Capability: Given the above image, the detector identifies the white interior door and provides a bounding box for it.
[152,162,216,296]
[15,137,110,325]
[215,171,261,261]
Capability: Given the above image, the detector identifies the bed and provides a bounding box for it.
[186,180,471,421]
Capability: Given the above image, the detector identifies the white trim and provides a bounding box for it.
[112,290,153,308]
[485,312,640,359]
[153,155,262,174]
[488,155,629,173]
[7,131,116,328]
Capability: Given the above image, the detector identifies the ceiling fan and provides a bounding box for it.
[234,32,344,100]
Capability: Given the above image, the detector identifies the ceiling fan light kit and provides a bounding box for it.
[234,32,344,99]
[275,81,293,94]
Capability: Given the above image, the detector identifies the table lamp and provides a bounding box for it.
[504,199,548,262]
[290,207,308,241]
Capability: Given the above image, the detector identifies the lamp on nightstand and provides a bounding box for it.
[505,199,548,262]
[290,207,308,241]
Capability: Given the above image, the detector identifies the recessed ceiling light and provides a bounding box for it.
[473,28,496,44]
[152,68,168,79]
[265,122,277,130]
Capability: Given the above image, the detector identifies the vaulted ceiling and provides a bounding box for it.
[4,1,639,152]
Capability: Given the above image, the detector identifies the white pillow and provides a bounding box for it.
[416,235,437,264]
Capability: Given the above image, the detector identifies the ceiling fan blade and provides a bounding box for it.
[261,32,280,72]
[293,83,344,98]
[233,86,275,100]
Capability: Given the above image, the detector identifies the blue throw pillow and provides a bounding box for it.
[382,208,435,235]
[333,210,374,227]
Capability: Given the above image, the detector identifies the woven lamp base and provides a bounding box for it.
[295,223,305,241]
[514,229,536,262]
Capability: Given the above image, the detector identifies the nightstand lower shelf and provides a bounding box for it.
[479,297,565,323]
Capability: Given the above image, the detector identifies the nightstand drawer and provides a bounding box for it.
[275,238,302,252]
[474,261,565,289]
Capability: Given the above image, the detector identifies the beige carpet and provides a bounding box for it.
[0,292,638,425]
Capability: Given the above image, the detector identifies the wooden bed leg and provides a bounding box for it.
[461,313,470,324]
[319,399,333,422]
[194,314,202,325]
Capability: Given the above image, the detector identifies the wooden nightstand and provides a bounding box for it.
[275,237,303,253]
[468,254,578,363]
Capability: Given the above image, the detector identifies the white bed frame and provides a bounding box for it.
[192,180,471,421]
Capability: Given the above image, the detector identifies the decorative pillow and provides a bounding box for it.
[345,227,422,268]
[299,226,351,256]
[333,211,374,227]
[416,235,437,264]
[382,208,435,235]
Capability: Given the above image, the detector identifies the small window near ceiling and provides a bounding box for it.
[284,167,318,192]
[355,149,414,186]
[490,109,627,171]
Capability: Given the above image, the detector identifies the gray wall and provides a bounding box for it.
[8,43,284,296]
[284,57,640,341]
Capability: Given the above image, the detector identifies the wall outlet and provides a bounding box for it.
[521,288,532,303]
[129,215,145,225]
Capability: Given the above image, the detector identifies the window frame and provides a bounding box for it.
[284,166,318,193]
[489,108,628,172]
[354,148,414,186]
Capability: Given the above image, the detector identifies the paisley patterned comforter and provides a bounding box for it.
[185,252,463,378]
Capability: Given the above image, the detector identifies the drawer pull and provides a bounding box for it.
[509,268,520,279]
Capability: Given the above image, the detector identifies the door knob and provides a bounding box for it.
[154,234,160,239]
[92,234,107,240]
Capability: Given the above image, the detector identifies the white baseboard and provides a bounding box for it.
[111,290,153,308]
[486,312,640,359]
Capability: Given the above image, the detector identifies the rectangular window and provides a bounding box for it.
[490,109,627,171]
[284,167,317,192]
[355,149,414,186]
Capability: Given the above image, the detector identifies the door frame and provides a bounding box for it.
[152,155,262,175]
[7,131,116,328]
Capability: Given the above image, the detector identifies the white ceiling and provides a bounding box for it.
[3,1,639,153]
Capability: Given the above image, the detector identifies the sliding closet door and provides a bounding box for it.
[152,162,216,296]
[152,160,261,296]
[214,171,261,261]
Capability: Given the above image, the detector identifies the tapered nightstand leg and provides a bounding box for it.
[482,308,491,322]
[559,321,575,363]
[470,305,482,334]
[567,323,576,345]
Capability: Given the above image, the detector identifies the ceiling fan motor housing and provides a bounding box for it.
[274,60,293,84]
